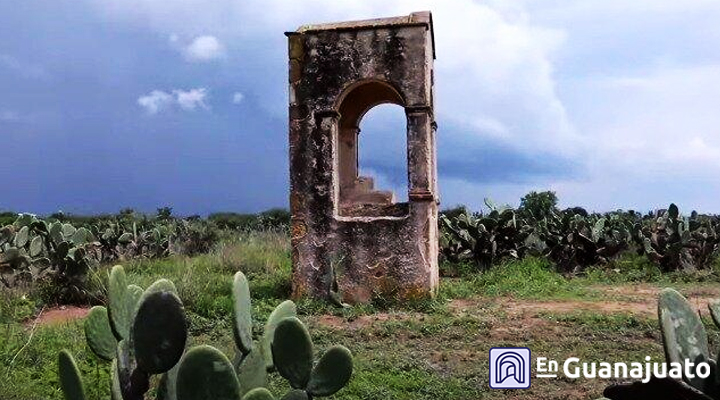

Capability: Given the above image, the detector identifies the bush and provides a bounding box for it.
[519,190,558,221]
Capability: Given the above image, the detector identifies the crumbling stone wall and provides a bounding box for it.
[287,11,439,303]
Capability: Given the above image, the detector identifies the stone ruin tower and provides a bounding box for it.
[286,11,438,303]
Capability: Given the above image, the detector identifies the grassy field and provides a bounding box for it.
[2,231,720,400]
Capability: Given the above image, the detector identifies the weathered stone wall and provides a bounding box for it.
[287,12,439,303]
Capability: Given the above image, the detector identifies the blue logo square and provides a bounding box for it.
[489,347,531,389]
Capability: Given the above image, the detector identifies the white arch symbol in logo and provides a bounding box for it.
[495,352,526,384]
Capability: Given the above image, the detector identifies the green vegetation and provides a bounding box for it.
[440,192,720,273]
[59,265,352,400]
[3,193,720,399]
[3,241,719,399]
[600,288,720,399]
[0,207,288,304]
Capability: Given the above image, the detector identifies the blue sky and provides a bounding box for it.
[2,1,720,215]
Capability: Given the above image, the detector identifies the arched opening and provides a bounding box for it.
[358,104,408,202]
[335,80,408,216]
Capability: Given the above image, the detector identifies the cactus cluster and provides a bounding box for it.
[0,213,220,301]
[0,214,97,292]
[170,271,352,400]
[60,267,353,400]
[65,265,188,400]
[440,198,720,273]
[440,205,633,271]
[638,204,720,272]
[602,288,720,399]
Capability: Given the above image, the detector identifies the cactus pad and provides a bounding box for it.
[56,241,70,258]
[307,345,353,397]
[272,317,313,389]
[280,390,309,400]
[708,300,720,330]
[233,271,253,355]
[59,350,86,400]
[29,236,43,257]
[110,359,123,400]
[237,345,268,396]
[62,223,76,238]
[176,345,241,400]
[132,291,187,374]
[126,284,143,317]
[263,300,297,370]
[84,306,118,361]
[658,288,710,390]
[109,265,130,340]
[118,232,133,244]
[242,388,276,400]
[157,363,180,400]
[143,278,178,297]
[49,222,63,244]
[14,226,29,247]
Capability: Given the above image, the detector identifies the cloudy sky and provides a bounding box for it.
[2,1,720,215]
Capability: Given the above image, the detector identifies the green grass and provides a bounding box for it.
[583,253,720,284]
[439,257,600,301]
[2,233,720,400]
[0,320,111,400]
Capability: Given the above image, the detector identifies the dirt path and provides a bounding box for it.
[25,306,91,327]
[28,284,720,330]
[450,284,720,319]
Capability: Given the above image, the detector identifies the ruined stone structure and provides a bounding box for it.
[286,12,439,303]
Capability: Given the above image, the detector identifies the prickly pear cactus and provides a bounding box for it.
[279,390,309,400]
[69,265,188,400]
[605,288,720,399]
[132,290,187,374]
[307,345,354,397]
[63,266,353,400]
[242,387,276,400]
[176,345,242,400]
[84,306,118,361]
[658,288,710,391]
[236,346,268,396]
[108,265,131,339]
[272,317,353,397]
[171,271,351,400]
[111,359,123,400]
[233,271,254,355]
[708,300,720,329]
[263,300,297,371]
[231,271,296,396]
[273,317,313,389]
[58,350,86,400]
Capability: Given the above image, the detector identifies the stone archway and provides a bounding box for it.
[336,80,406,215]
[286,11,439,303]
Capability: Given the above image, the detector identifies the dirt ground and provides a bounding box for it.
[310,284,720,400]
[25,284,720,399]
[26,305,90,327]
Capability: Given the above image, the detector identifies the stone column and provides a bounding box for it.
[406,105,435,202]
[338,126,360,190]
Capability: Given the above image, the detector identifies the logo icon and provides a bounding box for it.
[489,347,531,389]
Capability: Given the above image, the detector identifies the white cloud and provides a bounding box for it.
[92,1,578,147]
[137,90,173,114]
[90,0,720,211]
[137,88,209,114]
[180,35,225,62]
[174,88,209,110]
[231,92,244,104]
